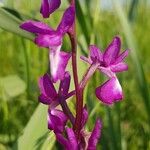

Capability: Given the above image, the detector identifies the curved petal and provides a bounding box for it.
[20,20,54,34]
[80,56,92,64]
[38,74,57,100]
[66,128,78,148]
[95,77,123,105]
[50,48,71,83]
[38,94,53,105]
[40,0,61,18]
[81,106,88,128]
[87,119,102,150]
[35,34,62,47]
[89,45,103,62]
[103,36,121,66]
[48,108,68,133]
[57,6,75,35]
[114,49,129,64]
[59,72,71,96]
[110,62,128,73]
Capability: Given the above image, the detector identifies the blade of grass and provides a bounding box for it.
[112,0,150,124]
[0,7,34,40]
[13,104,55,150]
[76,0,90,44]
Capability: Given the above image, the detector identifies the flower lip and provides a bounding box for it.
[95,77,123,105]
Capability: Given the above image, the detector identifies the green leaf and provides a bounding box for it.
[13,104,56,150]
[76,1,90,44]
[0,75,26,99]
[0,7,34,40]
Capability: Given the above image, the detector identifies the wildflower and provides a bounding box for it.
[38,72,73,107]
[56,119,102,150]
[20,6,75,82]
[40,0,61,18]
[48,108,68,133]
[20,6,75,48]
[81,36,128,105]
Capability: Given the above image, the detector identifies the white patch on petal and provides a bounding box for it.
[50,45,61,79]
[114,78,122,93]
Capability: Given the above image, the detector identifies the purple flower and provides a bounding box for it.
[20,6,75,82]
[56,119,102,150]
[81,36,128,105]
[39,72,74,132]
[48,108,68,133]
[20,6,75,48]
[40,0,61,18]
[38,72,73,108]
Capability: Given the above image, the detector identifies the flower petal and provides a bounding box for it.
[111,62,128,73]
[57,6,75,35]
[81,106,88,128]
[35,34,62,47]
[95,77,123,105]
[80,56,92,64]
[56,133,70,149]
[20,20,54,34]
[66,128,78,148]
[38,94,53,105]
[50,48,71,83]
[89,45,103,62]
[48,108,68,133]
[38,74,57,100]
[40,0,61,18]
[103,36,121,66]
[59,72,71,96]
[114,49,129,64]
[87,119,102,150]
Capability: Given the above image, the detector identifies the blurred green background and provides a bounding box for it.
[0,0,150,149]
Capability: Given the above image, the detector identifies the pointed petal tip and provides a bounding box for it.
[40,0,61,18]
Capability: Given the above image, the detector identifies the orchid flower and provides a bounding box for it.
[20,6,75,82]
[56,119,102,150]
[40,0,61,18]
[81,36,128,105]
[38,72,74,108]
[38,72,75,132]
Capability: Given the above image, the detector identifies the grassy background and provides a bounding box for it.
[0,0,150,149]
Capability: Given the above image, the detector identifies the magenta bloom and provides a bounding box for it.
[81,36,128,105]
[20,6,75,82]
[40,0,61,18]
[39,72,74,132]
[56,119,102,150]
[38,72,72,108]
[20,6,75,48]
[48,108,68,133]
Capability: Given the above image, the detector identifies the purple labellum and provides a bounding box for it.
[40,0,61,18]
[96,77,123,105]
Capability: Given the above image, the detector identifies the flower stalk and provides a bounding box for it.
[20,0,129,148]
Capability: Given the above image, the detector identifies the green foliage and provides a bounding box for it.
[0,0,150,150]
